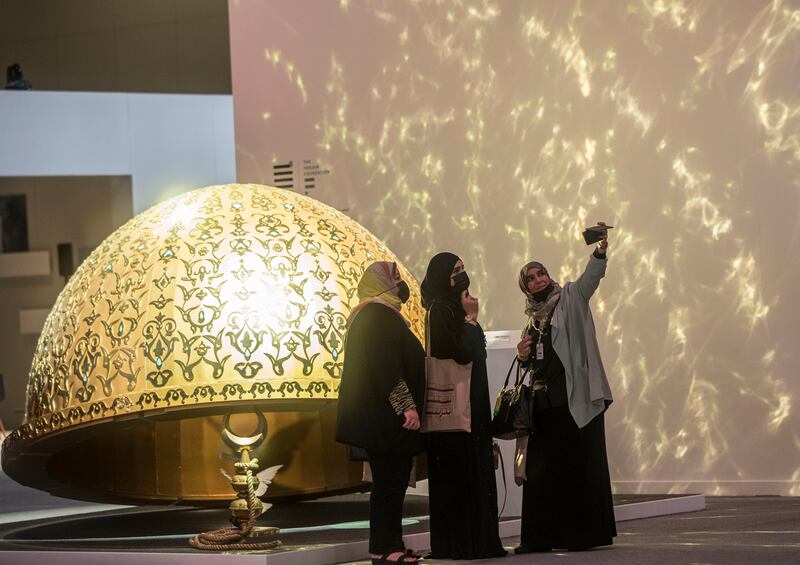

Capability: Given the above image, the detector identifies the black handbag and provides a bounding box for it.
[491,356,535,440]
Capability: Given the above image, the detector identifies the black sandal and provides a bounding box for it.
[371,552,421,564]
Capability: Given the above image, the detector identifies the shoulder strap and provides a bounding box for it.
[502,355,517,390]
[495,441,507,517]
[518,363,532,387]
[424,308,431,357]
[424,299,450,357]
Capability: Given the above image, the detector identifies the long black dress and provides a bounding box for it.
[518,317,616,551]
[427,301,506,560]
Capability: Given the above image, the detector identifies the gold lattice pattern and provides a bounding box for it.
[15,184,425,444]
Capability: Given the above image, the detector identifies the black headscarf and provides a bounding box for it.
[420,252,466,317]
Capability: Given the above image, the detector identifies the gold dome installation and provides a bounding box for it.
[1,184,425,503]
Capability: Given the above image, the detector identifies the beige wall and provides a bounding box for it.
[229,1,800,494]
[0,176,132,428]
[0,0,230,93]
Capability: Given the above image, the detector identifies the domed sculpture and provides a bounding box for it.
[1,184,425,503]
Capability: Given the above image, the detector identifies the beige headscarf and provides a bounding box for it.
[518,260,562,328]
[346,261,407,327]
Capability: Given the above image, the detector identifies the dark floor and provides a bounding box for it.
[0,465,676,553]
[1,466,798,563]
[2,496,799,565]
[0,494,430,551]
[0,493,667,551]
[363,496,800,565]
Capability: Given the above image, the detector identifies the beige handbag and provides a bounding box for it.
[421,308,472,433]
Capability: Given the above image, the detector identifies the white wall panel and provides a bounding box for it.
[0,90,236,213]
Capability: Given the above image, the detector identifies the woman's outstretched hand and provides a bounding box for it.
[596,220,609,252]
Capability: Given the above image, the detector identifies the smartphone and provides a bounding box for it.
[582,225,613,245]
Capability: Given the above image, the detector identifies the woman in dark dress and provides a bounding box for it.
[336,261,426,565]
[421,252,506,560]
[514,223,616,553]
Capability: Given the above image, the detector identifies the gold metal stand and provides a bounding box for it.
[189,410,281,551]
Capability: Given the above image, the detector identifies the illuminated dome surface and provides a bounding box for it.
[1,184,425,503]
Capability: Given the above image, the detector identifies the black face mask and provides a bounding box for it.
[451,271,470,295]
[396,280,410,304]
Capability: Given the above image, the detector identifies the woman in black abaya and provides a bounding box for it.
[514,223,616,553]
[421,252,506,560]
[336,261,426,564]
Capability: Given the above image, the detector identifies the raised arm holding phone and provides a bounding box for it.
[513,221,616,554]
